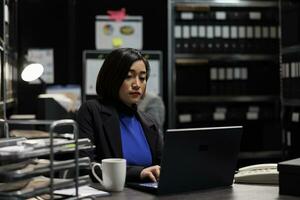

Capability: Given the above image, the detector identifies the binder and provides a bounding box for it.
[218,67,226,95]
[215,11,226,20]
[249,11,262,20]
[210,67,218,95]
[190,25,198,38]
[233,67,241,95]
[214,38,222,53]
[222,25,230,39]
[226,67,234,95]
[230,26,238,39]
[246,26,254,39]
[240,67,248,95]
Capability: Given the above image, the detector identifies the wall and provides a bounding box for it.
[15,0,168,116]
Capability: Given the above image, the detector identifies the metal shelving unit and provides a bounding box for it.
[168,0,282,165]
[0,0,18,137]
[280,0,300,159]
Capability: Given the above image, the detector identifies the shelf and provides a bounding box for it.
[176,58,208,65]
[174,1,278,9]
[175,54,277,64]
[0,138,91,161]
[0,157,90,181]
[282,44,300,55]
[0,176,89,199]
[238,150,282,160]
[175,3,209,12]
[176,95,280,103]
[282,98,300,107]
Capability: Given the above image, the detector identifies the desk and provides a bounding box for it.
[94,184,299,200]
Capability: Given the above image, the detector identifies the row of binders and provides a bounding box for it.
[283,107,300,126]
[282,79,300,99]
[175,10,278,22]
[282,62,300,99]
[174,6,279,54]
[282,62,300,79]
[175,38,278,54]
[174,25,279,40]
[282,107,300,157]
[177,104,278,123]
[176,65,279,96]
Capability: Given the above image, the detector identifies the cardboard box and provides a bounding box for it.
[278,158,300,196]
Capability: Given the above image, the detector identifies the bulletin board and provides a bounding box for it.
[95,15,143,50]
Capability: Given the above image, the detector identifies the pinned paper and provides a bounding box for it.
[27,49,54,84]
[95,15,143,49]
[112,37,123,48]
[107,8,126,21]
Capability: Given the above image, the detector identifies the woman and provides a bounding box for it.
[77,48,162,182]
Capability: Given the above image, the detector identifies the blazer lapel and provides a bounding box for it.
[137,111,158,156]
[101,105,123,158]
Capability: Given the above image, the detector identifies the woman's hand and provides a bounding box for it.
[140,165,161,182]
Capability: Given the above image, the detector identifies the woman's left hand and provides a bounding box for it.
[140,165,161,182]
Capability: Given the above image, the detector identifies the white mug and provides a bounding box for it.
[91,158,126,192]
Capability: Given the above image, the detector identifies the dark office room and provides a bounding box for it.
[0,0,299,199]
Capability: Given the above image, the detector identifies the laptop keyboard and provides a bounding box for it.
[140,182,158,188]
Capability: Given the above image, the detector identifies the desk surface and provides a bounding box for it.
[94,184,299,200]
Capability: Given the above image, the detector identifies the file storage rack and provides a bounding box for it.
[280,0,300,159]
[0,119,91,199]
[168,0,281,165]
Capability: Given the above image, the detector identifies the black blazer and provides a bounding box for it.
[77,99,163,182]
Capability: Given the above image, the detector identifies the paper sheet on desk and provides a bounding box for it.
[54,185,110,197]
[38,93,76,112]
[46,84,81,110]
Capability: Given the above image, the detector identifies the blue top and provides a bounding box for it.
[119,113,152,166]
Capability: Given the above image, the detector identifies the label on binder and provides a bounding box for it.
[262,26,269,38]
[216,11,226,20]
[191,26,198,37]
[215,26,221,38]
[249,12,261,20]
[246,112,258,120]
[246,26,253,38]
[183,25,190,38]
[213,112,225,121]
[231,26,238,39]
[239,26,246,38]
[179,114,192,123]
[222,26,229,39]
[292,112,299,122]
[175,26,182,38]
[199,26,206,38]
[181,12,194,20]
[270,26,277,38]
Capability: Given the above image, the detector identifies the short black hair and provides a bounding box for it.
[96,48,150,102]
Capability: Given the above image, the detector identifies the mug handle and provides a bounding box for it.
[91,163,104,185]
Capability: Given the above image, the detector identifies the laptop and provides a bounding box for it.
[126,126,242,195]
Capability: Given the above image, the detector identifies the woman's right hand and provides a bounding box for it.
[140,165,161,182]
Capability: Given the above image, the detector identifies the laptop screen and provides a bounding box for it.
[157,126,242,194]
[127,126,242,195]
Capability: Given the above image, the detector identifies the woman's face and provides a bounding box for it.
[119,60,147,107]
